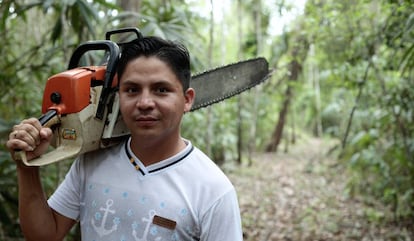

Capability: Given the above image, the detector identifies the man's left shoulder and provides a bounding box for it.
[187,147,233,185]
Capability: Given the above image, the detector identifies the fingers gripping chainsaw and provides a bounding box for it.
[17,28,271,166]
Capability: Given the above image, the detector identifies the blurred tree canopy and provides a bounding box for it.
[0,0,413,239]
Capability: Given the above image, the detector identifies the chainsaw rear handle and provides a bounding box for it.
[68,40,120,120]
[13,109,60,162]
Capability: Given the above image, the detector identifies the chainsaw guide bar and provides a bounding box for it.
[190,57,270,111]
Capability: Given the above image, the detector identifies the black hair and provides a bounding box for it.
[117,36,191,91]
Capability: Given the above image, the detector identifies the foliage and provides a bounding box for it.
[299,0,414,221]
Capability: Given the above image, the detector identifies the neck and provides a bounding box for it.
[129,136,186,166]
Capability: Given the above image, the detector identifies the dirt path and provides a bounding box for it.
[225,137,413,241]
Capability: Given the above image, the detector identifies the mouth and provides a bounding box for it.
[135,116,159,126]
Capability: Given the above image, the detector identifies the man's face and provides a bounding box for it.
[118,56,194,146]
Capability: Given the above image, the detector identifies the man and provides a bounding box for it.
[7,36,243,240]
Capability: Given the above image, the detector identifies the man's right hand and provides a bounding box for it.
[6,118,53,163]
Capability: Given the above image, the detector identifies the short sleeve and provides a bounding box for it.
[47,157,84,221]
[200,189,243,241]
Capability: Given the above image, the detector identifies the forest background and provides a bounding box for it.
[0,0,413,240]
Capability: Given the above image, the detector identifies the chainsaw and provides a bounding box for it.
[17,28,270,166]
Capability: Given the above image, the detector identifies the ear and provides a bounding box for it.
[183,88,195,113]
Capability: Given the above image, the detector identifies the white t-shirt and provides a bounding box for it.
[48,138,243,241]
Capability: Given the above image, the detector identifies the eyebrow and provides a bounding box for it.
[119,79,179,91]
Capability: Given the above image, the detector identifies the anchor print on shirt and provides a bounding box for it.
[91,199,119,237]
[132,209,162,241]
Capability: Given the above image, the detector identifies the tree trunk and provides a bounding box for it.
[118,0,141,12]
[236,0,244,165]
[247,0,263,164]
[266,60,301,152]
[309,44,323,137]
[266,30,308,153]
[117,0,141,28]
[341,61,371,149]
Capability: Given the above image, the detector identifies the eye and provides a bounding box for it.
[120,85,138,94]
[154,84,172,94]
[126,87,137,93]
[157,87,169,93]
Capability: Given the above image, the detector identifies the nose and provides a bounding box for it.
[136,90,155,110]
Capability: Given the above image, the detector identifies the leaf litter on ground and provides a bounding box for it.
[224,137,414,241]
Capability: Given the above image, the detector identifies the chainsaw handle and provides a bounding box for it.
[105,27,143,45]
[68,40,120,120]
[67,40,120,70]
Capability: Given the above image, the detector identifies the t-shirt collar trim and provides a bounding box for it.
[124,138,193,175]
